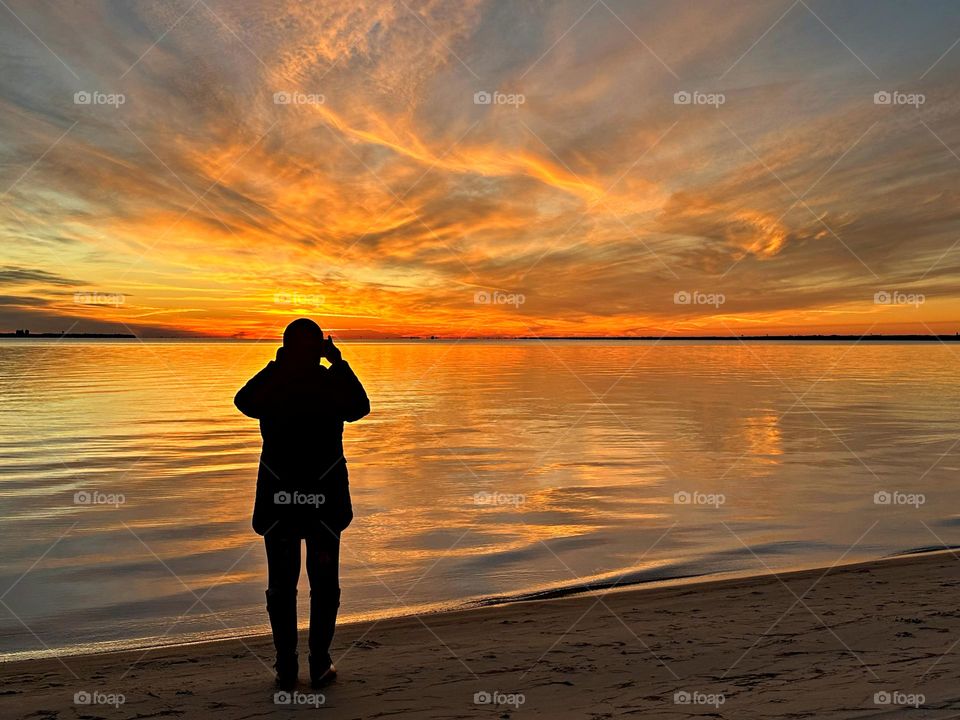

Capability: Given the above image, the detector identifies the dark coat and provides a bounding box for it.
[234,357,370,537]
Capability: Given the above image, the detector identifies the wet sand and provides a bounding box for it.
[3,550,960,719]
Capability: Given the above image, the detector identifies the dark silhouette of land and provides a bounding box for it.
[509,334,960,341]
[404,334,960,342]
[0,331,136,338]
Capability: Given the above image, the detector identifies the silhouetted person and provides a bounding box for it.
[234,318,370,690]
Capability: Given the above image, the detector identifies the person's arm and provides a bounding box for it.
[322,336,370,422]
[234,361,281,419]
[326,359,370,422]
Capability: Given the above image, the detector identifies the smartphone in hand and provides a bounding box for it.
[322,334,342,364]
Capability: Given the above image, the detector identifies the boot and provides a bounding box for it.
[265,588,298,689]
[308,588,340,687]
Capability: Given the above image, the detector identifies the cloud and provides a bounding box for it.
[0,266,82,286]
[1,0,959,336]
[0,294,52,307]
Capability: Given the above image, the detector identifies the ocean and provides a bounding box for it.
[1,339,958,659]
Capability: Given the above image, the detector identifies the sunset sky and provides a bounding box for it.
[1,0,959,338]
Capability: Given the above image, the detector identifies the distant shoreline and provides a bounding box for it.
[0,333,136,339]
[2,333,960,342]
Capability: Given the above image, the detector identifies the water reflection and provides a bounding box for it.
[0,340,958,658]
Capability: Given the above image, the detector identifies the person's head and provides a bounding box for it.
[282,317,323,366]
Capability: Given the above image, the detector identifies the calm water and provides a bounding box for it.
[1,340,958,660]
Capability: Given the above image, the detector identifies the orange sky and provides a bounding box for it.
[1,0,959,338]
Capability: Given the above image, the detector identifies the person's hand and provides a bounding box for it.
[275,346,285,364]
[322,334,342,364]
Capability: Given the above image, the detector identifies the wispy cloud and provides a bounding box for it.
[0,0,959,336]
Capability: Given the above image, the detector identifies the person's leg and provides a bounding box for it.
[264,531,302,686]
[305,529,341,681]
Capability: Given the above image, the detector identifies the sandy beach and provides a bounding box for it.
[2,551,959,719]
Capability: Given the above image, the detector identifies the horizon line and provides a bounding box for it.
[4,332,960,342]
